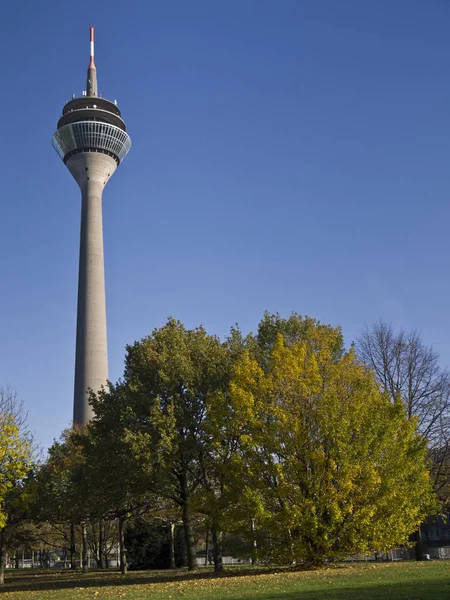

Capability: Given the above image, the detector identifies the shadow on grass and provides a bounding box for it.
[258,579,450,600]
[0,565,335,593]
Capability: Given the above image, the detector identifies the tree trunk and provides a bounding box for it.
[119,515,127,575]
[211,524,223,572]
[31,550,35,569]
[180,473,196,570]
[415,524,425,560]
[250,518,257,565]
[70,523,76,570]
[15,551,19,569]
[205,526,209,567]
[287,529,296,565]
[168,521,176,569]
[99,520,106,569]
[0,528,5,585]
[89,523,99,568]
[81,523,88,573]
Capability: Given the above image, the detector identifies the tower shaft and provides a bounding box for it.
[68,153,117,425]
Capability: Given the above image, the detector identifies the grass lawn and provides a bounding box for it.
[0,561,449,599]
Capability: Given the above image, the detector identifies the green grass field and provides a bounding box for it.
[0,562,449,599]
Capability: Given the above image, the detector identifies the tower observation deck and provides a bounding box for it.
[52,27,131,425]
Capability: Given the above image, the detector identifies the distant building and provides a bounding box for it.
[420,514,450,559]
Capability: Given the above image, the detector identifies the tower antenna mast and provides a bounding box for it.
[87,26,97,97]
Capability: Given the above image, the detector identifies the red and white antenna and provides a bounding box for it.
[89,26,95,68]
[86,26,98,96]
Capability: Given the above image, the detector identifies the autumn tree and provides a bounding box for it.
[254,312,345,365]
[356,321,450,552]
[214,317,435,563]
[0,389,33,584]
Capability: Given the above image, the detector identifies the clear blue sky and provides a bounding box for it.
[1,0,450,452]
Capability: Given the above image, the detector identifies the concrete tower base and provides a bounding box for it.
[67,152,117,425]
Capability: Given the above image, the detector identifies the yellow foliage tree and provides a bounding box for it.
[221,327,435,563]
[0,411,32,584]
[0,413,31,529]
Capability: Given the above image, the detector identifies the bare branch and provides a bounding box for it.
[356,320,450,505]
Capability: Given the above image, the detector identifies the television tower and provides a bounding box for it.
[52,27,131,425]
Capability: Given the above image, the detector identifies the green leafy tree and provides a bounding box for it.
[83,387,159,574]
[34,429,92,570]
[93,318,231,570]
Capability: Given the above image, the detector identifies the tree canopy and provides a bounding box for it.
[218,328,435,562]
[23,314,443,573]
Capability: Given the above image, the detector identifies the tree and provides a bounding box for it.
[0,414,30,529]
[356,321,450,442]
[4,519,64,569]
[34,429,92,571]
[83,386,158,575]
[0,389,33,584]
[356,321,450,545]
[191,326,248,572]
[91,318,232,571]
[0,388,29,434]
[217,322,435,563]
[254,312,345,366]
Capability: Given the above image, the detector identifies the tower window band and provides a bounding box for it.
[52,121,131,165]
